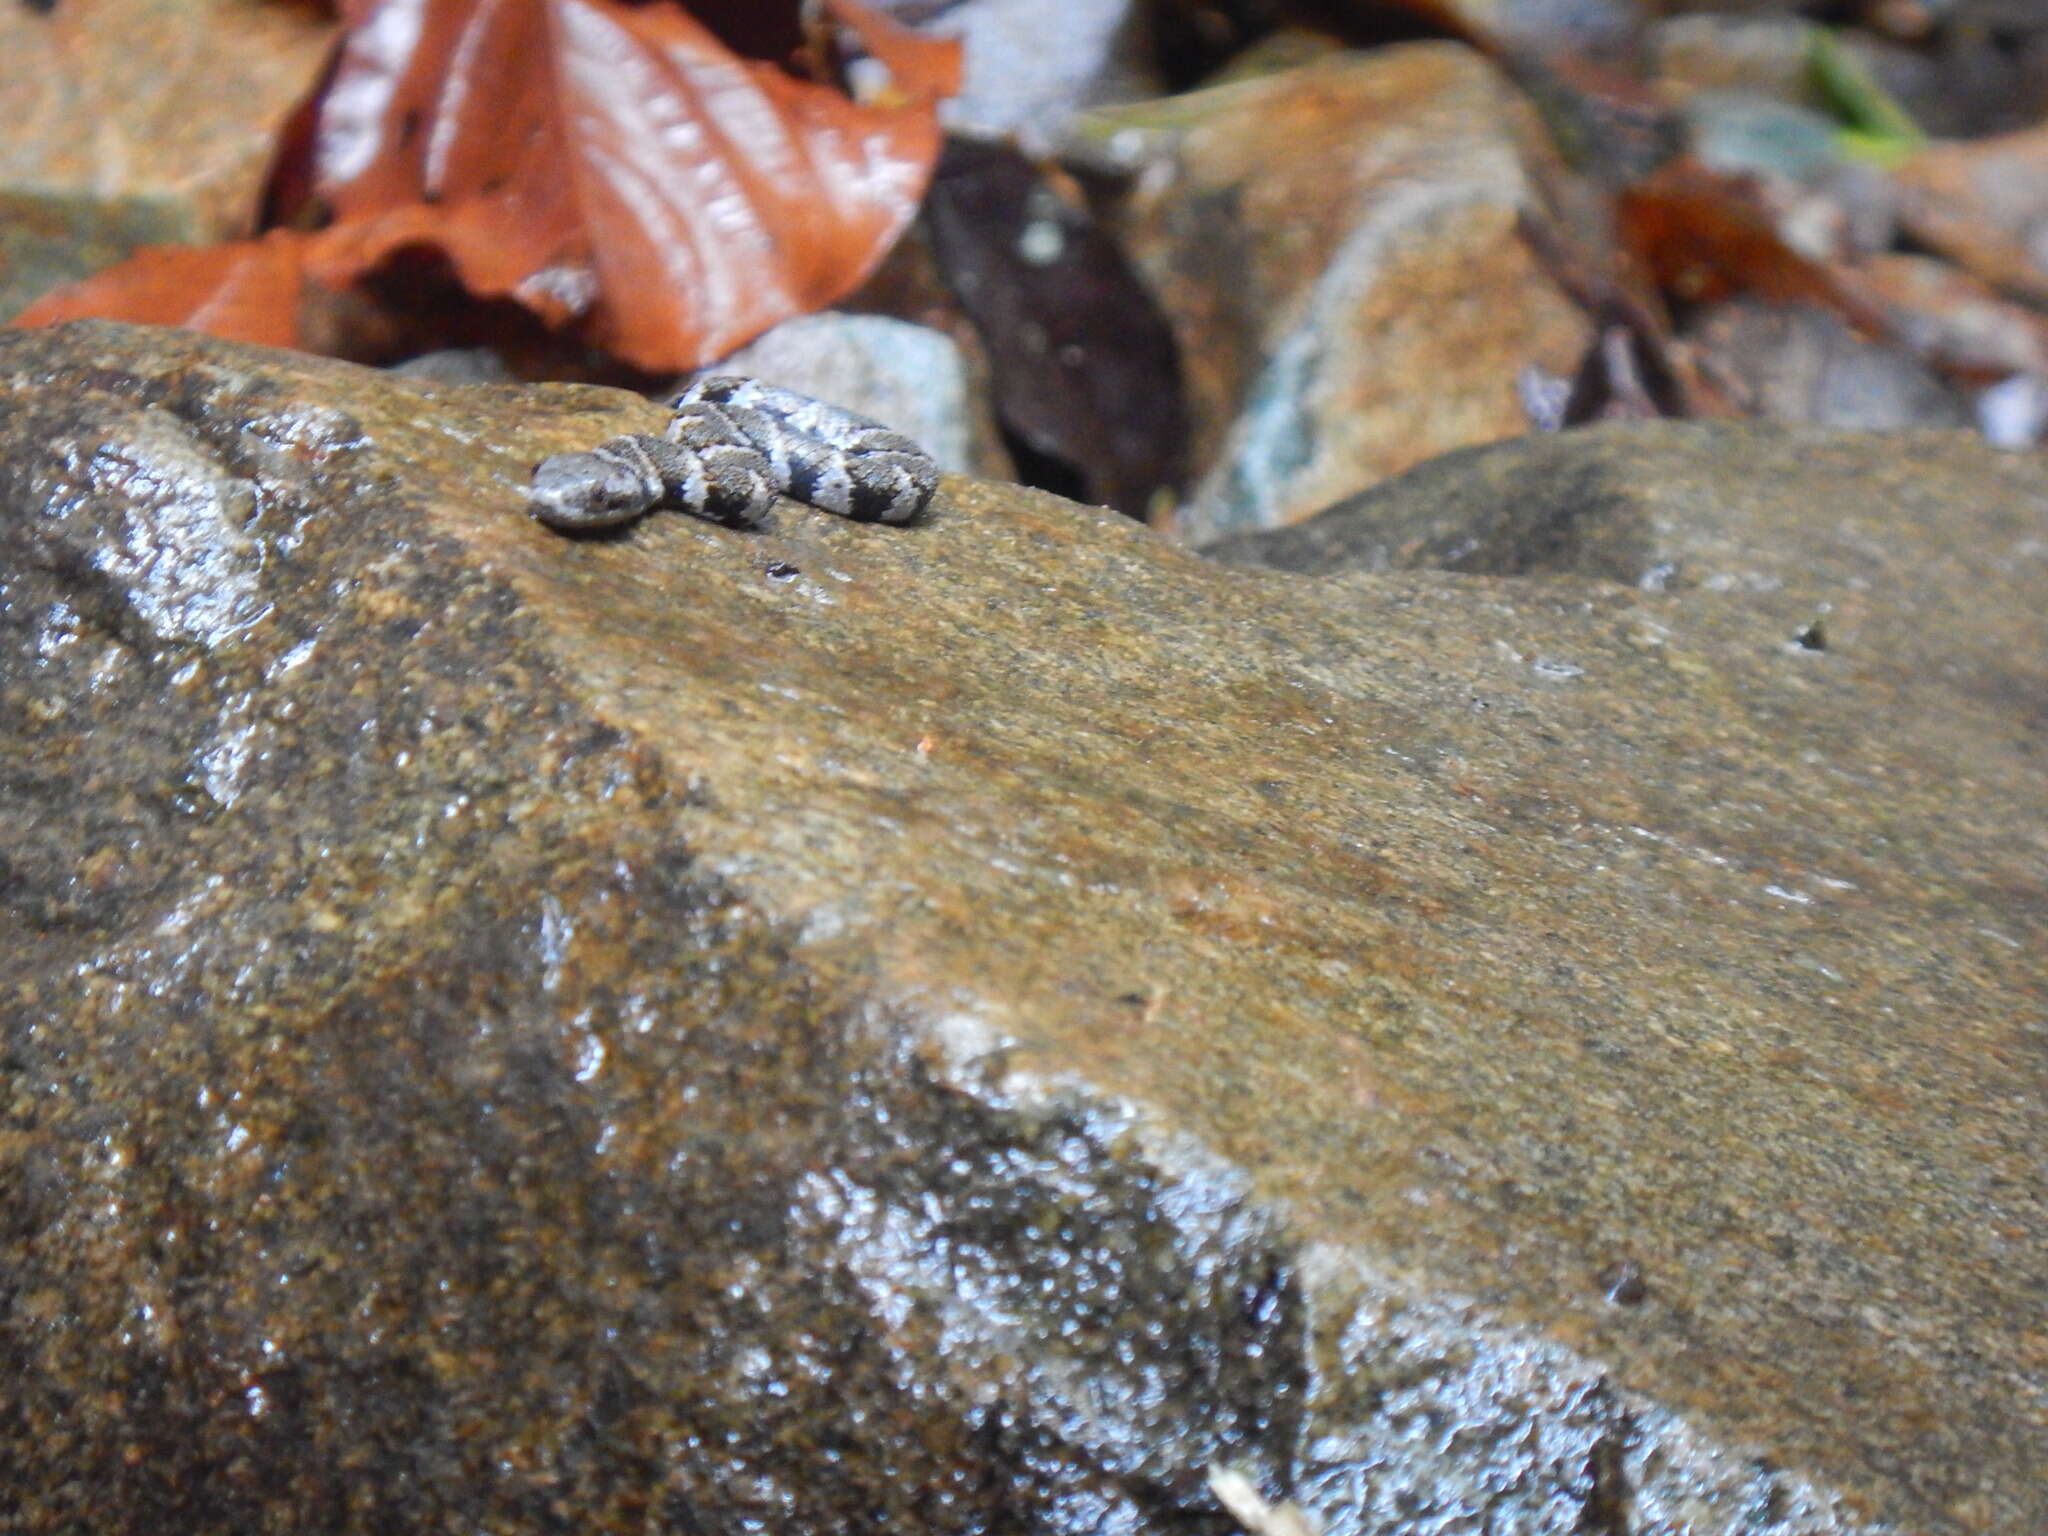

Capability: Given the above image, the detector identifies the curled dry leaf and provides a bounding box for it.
[16,0,959,372]
[1616,159,1894,337]
[1892,122,2048,307]
[15,231,316,351]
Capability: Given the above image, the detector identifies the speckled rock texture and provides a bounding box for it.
[1,323,2041,1536]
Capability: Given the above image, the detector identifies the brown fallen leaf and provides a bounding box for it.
[1561,320,1689,426]
[1858,252,2048,381]
[17,230,315,352]
[1616,158,1894,337]
[923,137,1185,518]
[1892,122,2048,306]
[16,0,959,372]
[1513,205,1696,423]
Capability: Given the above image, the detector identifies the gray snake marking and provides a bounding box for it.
[528,376,939,532]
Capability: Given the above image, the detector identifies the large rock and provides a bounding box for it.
[912,0,1158,153]
[1091,45,1593,543]
[1,323,2042,1535]
[0,0,333,320]
[1202,415,2039,595]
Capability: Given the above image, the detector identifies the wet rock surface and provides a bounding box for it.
[2,323,2043,1535]
[1202,415,2042,597]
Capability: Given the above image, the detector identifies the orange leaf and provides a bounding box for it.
[12,230,317,350]
[11,0,959,372]
[823,0,963,103]
[304,0,958,370]
[1617,161,1893,337]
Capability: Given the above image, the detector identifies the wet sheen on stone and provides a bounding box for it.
[1,322,2042,1535]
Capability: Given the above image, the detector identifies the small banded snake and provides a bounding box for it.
[528,377,939,532]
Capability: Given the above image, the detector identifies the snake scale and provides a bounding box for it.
[528,377,939,532]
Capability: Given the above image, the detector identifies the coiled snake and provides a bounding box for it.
[528,377,939,531]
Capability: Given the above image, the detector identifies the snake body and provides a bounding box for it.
[528,376,939,532]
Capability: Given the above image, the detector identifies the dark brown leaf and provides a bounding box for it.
[924,138,1185,518]
[1559,321,1687,426]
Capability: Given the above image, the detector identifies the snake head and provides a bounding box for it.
[527,446,663,531]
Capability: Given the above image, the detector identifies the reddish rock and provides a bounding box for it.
[0,0,334,320]
[1099,44,1594,542]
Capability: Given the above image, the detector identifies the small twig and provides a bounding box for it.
[1207,1465,1324,1536]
